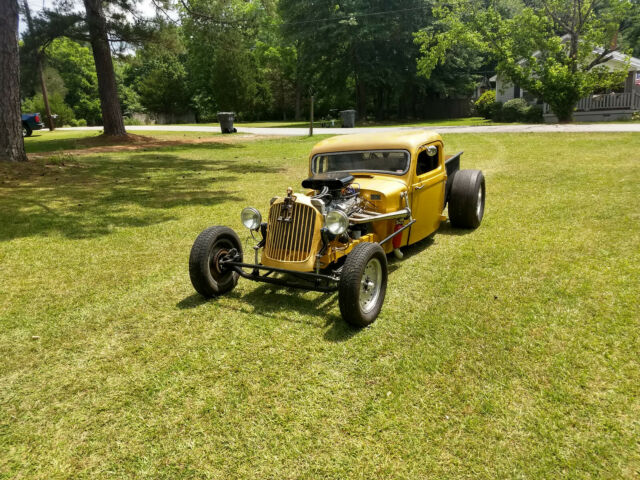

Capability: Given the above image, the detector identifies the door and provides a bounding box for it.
[409,142,446,244]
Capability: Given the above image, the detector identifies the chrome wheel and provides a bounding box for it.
[22,127,27,137]
[360,258,382,314]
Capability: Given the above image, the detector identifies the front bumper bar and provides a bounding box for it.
[220,259,340,292]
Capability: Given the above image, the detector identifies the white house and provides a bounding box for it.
[490,48,640,122]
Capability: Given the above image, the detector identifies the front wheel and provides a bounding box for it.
[448,169,485,229]
[338,243,388,327]
[189,226,243,297]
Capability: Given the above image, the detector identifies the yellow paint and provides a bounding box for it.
[260,131,452,272]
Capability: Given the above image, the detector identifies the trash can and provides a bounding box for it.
[217,112,237,134]
[340,109,356,128]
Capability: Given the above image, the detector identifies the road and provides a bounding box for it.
[58,123,640,136]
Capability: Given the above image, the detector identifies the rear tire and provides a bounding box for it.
[448,169,485,229]
[338,243,388,327]
[189,226,243,297]
[23,124,32,137]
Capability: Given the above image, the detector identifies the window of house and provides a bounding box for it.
[416,147,439,176]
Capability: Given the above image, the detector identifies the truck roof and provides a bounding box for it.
[310,130,442,156]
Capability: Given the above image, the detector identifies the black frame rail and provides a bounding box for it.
[220,259,340,292]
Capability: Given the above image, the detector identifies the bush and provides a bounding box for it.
[22,93,75,127]
[491,101,503,121]
[474,91,498,119]
[124,116,144,126]
[526,105,543,123]
[502,98,530,122]
[66,118,87,127]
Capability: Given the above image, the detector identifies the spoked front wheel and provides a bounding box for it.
[189,226,243,297]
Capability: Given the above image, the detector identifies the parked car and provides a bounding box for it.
[21,113,45,137]
[189,130,486,327]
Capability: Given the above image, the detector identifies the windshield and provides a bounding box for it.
[312,150,410,175]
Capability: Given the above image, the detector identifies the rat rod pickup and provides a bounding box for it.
[189,130,485,327]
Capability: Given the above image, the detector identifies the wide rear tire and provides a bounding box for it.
[448,169,485,229]
[338,243,388,327]
[189,226,243,297]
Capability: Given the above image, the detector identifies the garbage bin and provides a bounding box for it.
[340,109,356,128]
[217,112,237,133]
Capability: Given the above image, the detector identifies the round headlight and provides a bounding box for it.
[325,210,349,235]
[241,207,262,230]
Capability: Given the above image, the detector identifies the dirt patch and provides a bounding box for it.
[29,133,280,158]
[0,158,83,186]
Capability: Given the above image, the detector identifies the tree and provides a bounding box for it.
[46,38,102,125]
[0,0,27,162]
[82,0,126,135]
[27,0,156,135]
[416,0,631,122]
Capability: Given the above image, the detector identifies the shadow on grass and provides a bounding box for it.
[176,293,209,309]
[436,221,476,237]
[0,148,287,241]
[179,281,361,341]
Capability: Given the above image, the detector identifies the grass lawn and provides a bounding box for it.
[176,116,502,129]
[1,130,638,478]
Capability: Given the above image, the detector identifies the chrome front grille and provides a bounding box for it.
[264,201,317,262]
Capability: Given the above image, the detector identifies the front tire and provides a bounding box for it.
[189,226,243,298]
[448,169,485,229]
[338,243,388,327]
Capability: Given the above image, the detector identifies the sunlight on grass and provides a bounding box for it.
[2,131,639,478]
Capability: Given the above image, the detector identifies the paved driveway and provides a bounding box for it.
[58,123,640,136]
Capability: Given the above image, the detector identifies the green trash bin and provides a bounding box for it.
[217,112,237,134]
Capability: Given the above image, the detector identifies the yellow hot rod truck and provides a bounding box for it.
[189,130,485,327]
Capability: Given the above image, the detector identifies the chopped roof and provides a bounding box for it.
[310,130,442,156]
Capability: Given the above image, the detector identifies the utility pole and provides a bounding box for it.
[309,88,314,136]
[23,0,54,131]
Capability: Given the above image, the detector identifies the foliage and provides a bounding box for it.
[67,118,88,127]
[22,92,75,126]
[416,0,632,122]
[474,90,498,119]
[501,98,529,122]
[46,37,102,125]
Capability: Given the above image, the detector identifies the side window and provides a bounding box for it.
[416,146,439,176]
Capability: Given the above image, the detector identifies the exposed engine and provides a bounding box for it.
[302,172,365,218]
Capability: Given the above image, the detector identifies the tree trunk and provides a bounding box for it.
[83,0,126,136]
[0,0,27,162]
[294,77,301,121]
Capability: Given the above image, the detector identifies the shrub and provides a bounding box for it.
[632,111,640,121]
[76,118,87,126]
[474,91,498,119]
[525,105,543,123]
[124,116,144,126]
[491,101,503,121]
[502,98,530,122]
[22,93,75,127]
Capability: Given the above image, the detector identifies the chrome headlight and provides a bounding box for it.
[241,207,262,230]
[325,209,349,235]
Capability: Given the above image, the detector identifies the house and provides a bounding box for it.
[490,47,640,122]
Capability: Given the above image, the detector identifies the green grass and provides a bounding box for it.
[1,130,639,478]
[175,117,503,128]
